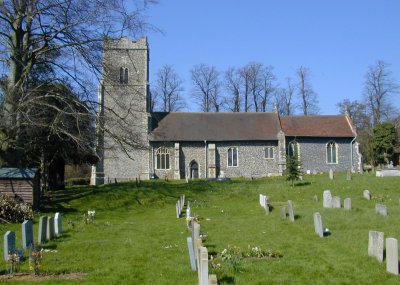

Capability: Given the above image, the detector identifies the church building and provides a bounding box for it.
[91,37,361,184]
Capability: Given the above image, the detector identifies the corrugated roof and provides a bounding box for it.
[0,168,38,179]
[150,112,281,141]
[280,115,356,137]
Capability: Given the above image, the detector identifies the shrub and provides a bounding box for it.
[65,177,90,186]
[0,194,34,223]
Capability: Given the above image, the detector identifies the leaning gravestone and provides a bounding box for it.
[38,216,47,244]
[54,212,63,237]
[332,196,341,208]
[287,200,295,222]
[3,231,15,261]
[47,216,55,241]
[386,238,399,275]
[368,231,384,262]
[323,190,333,208]
[344,198,351,210]
[313,212,323,237]
[363,190,371,200]
[186,237,196,271]
[22,220,34,249]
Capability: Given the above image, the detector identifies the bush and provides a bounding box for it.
[0,194,34,223]
[65,177,90,186]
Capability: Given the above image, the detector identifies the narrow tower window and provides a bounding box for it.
[119,67,129,84]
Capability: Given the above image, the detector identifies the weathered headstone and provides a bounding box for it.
[186,237,196,271]
[209,275,218,285]
[323,190,332,208]
[3,231,15,261]
[176,202,180,218]
[47,216,55,241]
[329,169,334,180]
[363,190,371,200]
[375,203,388,216]
[22,220,34,249]
[38,216,47,244]
[368,231,384,262]
[313,195,318,202]
[313,212,323,237]
[386,238,399,275]
[192,222,200,258]
[344,198,351,210]
[346,171,352,181]
[280,207,286,219]
[288,200,295,222]
[332,196,341,208]
[198,246,209,285]
[54,212,63,237]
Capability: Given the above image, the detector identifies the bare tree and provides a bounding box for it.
[190,63,221,112]
[224,67,242,112]
[152,65,185,112]
[260,65,277,112]
[363,60,399,126]
[275,77,295,116]
[296,66,319,115]
[239,65,252,112]
[247,62,263,112]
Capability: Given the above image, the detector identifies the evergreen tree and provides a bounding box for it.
[372,122,397,167]
[285,141,302,187]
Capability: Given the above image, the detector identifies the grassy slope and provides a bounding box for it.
[1,173,400,284]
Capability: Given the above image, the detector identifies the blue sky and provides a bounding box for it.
[145,0,400,115]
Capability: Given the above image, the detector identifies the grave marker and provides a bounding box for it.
[22,220,34,249]
[329,169,334,180]
[368,231,384,262]
[332,196,341,208]
[38,216,47,244]
[313,212,323,237]
[288,200,295,222]
[198,246,208,285]
[344,198,351,210]
[323,190,332,208]
[346,171,352,181]
[386,238,399,275]
[209,275,218,285]
[54,212,63,237]
[47,216,55,241]
[186,237,196,271]
[3,231,15,261]
[375,203,388,216]
[280,207,286,219]
[363,190,371,200]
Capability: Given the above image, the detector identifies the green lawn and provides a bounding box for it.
[1,173,400,284]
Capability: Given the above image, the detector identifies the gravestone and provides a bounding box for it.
[313,195,318,202]
[332,196,341,208]
[259,194,268,207]
[3,231,15,261]
[209,275,218,285]
[375,203,388,216]
[323,190,332,208]
[344,198,351,210]
[38,216,47,244]
[54,212,63,237]
[198,246,209,285]
[186,237,196,271]
[287,200,295,222]
[368,231,384,262]
[363,190,371,200]
[47,216,55,241]
[313,212,323,237]
[176,202,180,218]
[22,220,34,249]
[386,238,399,275]
[192,222,201,258]
[280,207,286,219]
[346,171,352,181]
[329,169,334,180]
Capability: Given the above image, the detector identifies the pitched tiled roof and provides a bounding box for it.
[280,115,356,137]
[150,112,281,141]
[0,168,38,179]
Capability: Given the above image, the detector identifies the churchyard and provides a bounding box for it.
[1,172,400,284]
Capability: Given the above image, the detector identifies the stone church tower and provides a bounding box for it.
[92,37,151,184]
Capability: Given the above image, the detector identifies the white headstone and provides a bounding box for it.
[375,203,388,216]
[186,237,196,271]
[38,216,47,245]
[54,212,63,237]
[22,220,34,249]
[198,246,209,285]
[288,200,295,222]
[3,231,15,261]
[47,216,55,241]
[323,190,333,208]
[280,207,286,219]
[368,231,384,262]
[332,196,341,208]
[386,238,399,275]
[363,190,371,200]
[344,198,351,210]
[329,169,334,180]
[313,212,323,237]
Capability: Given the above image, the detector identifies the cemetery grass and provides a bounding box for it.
[1,173,400,284]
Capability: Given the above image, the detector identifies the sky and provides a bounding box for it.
[145,0,400,115]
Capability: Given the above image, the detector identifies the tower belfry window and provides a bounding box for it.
[119,67,129,84]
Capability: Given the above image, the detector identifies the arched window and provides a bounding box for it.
[287,141,300,158]
[156,147,170,170]
[119,67,129,84]
[326,141,338,164]
[228,147,238,167]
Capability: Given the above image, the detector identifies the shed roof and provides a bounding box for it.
[150,112,281,141]
[0,168,38,179]
[280,115,356,137]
